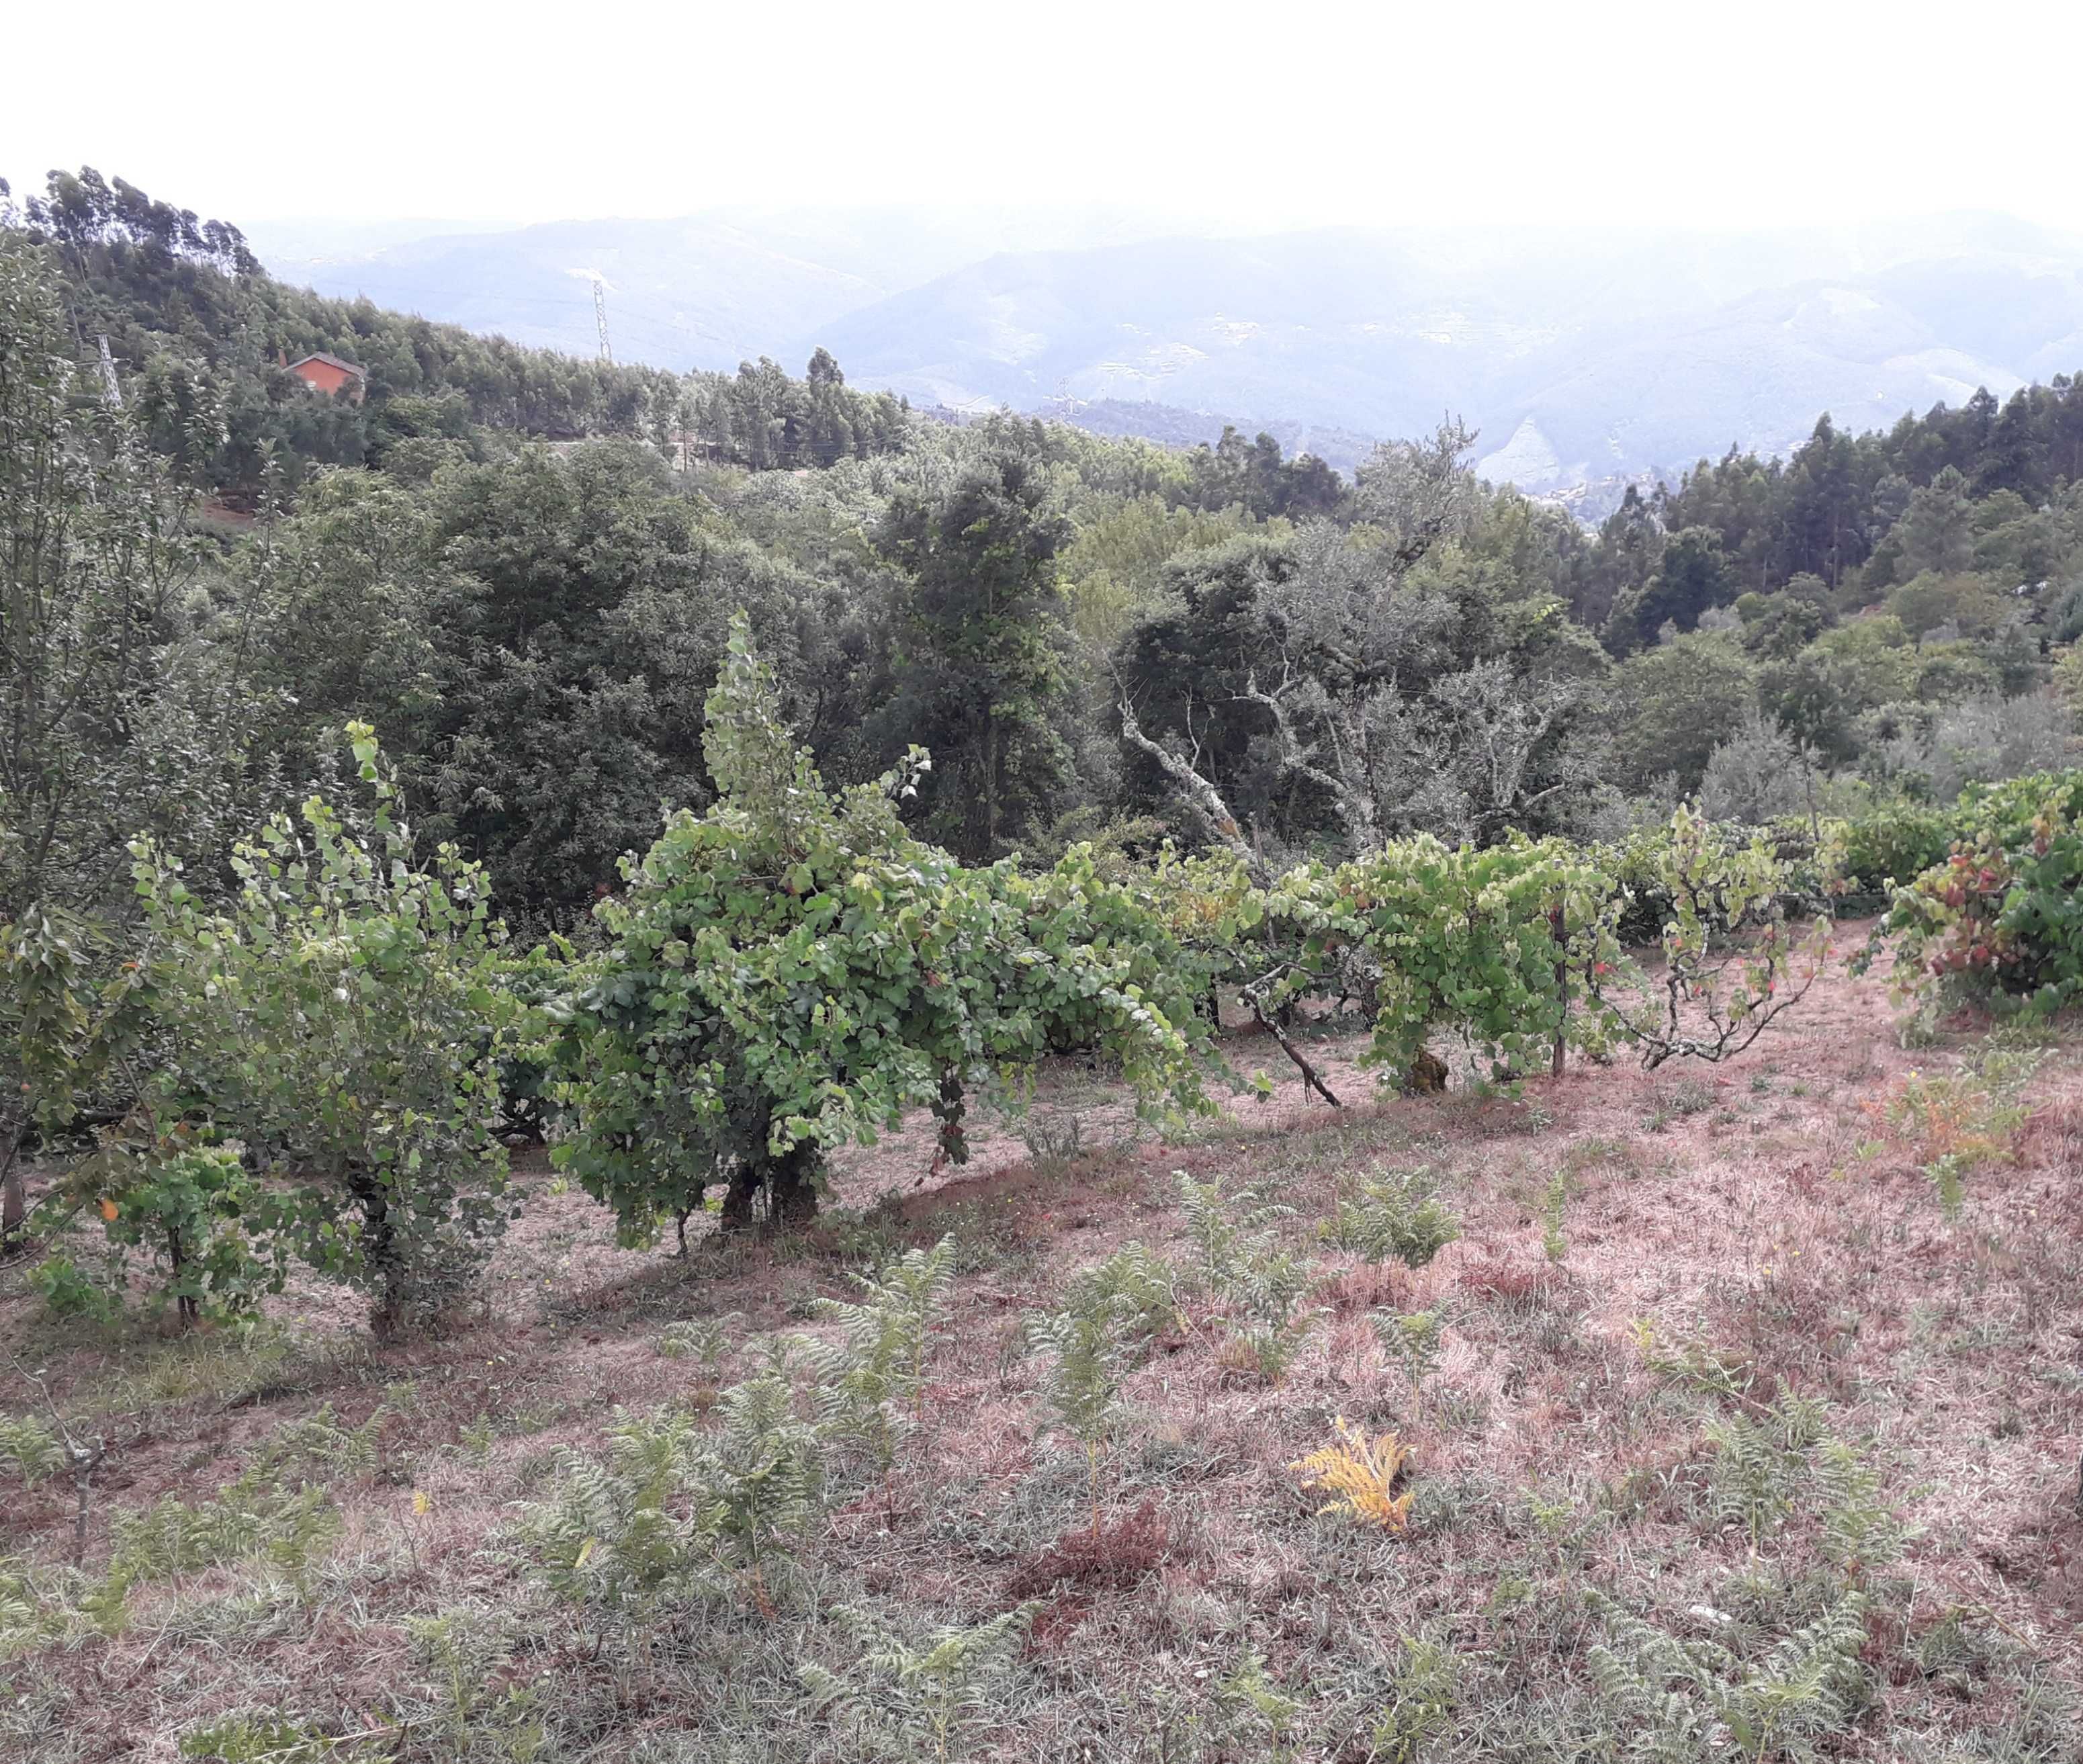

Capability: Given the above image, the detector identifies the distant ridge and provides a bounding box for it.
[255,208,2083,494]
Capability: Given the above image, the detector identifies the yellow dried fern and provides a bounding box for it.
[1289,1417,1412,1531]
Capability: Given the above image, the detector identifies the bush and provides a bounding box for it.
[132,726,522,1333]
[1873,769,2083,1014]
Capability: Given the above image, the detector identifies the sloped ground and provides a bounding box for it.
[3,939,2080,1762]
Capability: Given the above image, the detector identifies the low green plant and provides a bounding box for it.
[1215,1647,1307,1764]
[1705,1393,1830,1549]
[519,1407,709,1628]
[1323,1166,1460,1268]
[404,1605,539,1757]
[109,1468,341,1594]
[261,1403,391,1480]
[1888,1042,2041,1217]
[0,1417,62,1487]
[1541,1170,1570,1262]
[656,1314,737,1368]
[0,1558,130,1661]
[179,1714,394,1764]
[1026,1287,1135,1534]
[1372,1309,1447,1416]
[1587,1587,1871,1762]
[811,1235,955,1470]
[1372,1633,1460,1763]
[1178,1171,1321,1384]
[800,1600,1038,1764]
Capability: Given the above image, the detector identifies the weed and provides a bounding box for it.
[1888,1042,2041,1217]
[811,1234,955,1472]
[656,1313,737,1368]
[1005,1496,1170,1598]
[109,1468,340,1593]
[800,1600,1038,1764]
[180,1715,394,1763]
[1588,1586,1871,1762]
[0,1416,62,1487]
[1290,1417,1413,1531]
[1323,1165,1461,1268]
[1542,1170,1570,1261]
[1372,1633,1460,1763]
[1372,1309,1447,1415]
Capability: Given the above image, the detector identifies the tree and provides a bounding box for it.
[132,727,520,1333]
[1613,633,1757,793]
[1604,526,1733,654]
[0,239,251,1249]
[878,448,1073,861]
[555,614,1210,1241]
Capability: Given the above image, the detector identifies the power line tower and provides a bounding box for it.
[592,278,613,365]
[95,334,122,407]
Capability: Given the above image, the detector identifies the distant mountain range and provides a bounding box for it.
[253,208,2083,494]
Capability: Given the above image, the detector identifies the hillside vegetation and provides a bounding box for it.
[1,169,2081,1762]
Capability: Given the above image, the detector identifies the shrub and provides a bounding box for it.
[133,727,521,1333]
[1325,1166,1460,1268]
[554,613,1212,1243]
[60,1131,282,1325]
[1871,770,2083,1017]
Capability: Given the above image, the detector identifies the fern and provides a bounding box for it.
[1176,1170,1289,1297]
[657,1312,739,1368]
[1705,1395,1828,1548]
[693,1364,824,1606]
[801,1599,1037,1764]
[1289,1418,1413,1531]
[1372,1632,1459,1763]
[1178,1172,1321,1384]
[1216,1648,1306,1761]
[519,1406,710,1618]
[1325,1167,1460,1268]
[1372,1309,1446,1415]
[0,1558,130,1661]
[404,1606,537,1752]
[1026,1288,1135,1533]
[260,1403,390,1479]
[810,1235,955,1470]
[1064,1241,1180,1341]
[109,1469,339,1591]
[1814,1439,1912,1578]
[1588,1587,1869,1761]
[0,1416,64,1487]
[180,1714,394,1763]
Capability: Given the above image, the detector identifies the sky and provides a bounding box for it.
[7,0,2083,238]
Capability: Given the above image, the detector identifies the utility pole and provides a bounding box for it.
[95,335,122,407]
[592,278,613,365]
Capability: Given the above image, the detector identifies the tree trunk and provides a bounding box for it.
[1,1125,27,1255]
[719,1143,822,1233]
[766,1142,821,1227]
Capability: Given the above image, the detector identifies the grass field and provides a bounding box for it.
[3,938,2080,1762]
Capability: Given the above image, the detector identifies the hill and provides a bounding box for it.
[259,207,2083,490]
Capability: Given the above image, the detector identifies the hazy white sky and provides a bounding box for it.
[8,0,2082,235]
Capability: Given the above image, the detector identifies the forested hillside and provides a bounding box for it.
[5,168,2083,1763]
[9,169,2083,925]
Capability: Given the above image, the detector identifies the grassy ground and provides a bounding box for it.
[3,942,2080,1762]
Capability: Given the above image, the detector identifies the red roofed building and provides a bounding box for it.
[287,351,367,404]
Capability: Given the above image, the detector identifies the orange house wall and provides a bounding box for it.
[292,360,360,398]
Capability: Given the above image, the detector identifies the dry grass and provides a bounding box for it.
[3,935,2080,1761]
